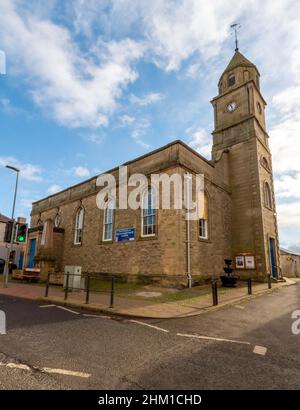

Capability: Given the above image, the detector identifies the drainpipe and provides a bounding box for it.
[185,174,192,288]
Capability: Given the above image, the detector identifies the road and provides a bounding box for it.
[0,282,299,389]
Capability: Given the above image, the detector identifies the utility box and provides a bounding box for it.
[64,266,84,290]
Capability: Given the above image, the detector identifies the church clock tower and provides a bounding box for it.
[211,50,280,279]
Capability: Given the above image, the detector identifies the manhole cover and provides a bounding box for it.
[136,291,162,297]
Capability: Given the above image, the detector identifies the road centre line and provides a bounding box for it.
[39,305,56,308]
[129,320,169,333]
[0,362,90,378]
[253,345,267,355]
[177,333,251,345]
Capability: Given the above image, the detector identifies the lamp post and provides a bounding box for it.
[3,165,20,288]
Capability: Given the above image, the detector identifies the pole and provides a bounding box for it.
[64,273,69,301]
[247,278,252,295]
[85,275,90,304]
[3,168,19,288]
[185,174,192,288]
[110,275,115,308]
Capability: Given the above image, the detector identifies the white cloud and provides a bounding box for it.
[187,128,211,159]
[47,184,62,195]
[130,118,151,148]
[0,0,144,129]
[0,156,42,182]
[20,198,35,208]
[72,166,90,178]
[130,92,165,106]
[277,201,300,227]
[82,133,105,144]
[118,115,135,126]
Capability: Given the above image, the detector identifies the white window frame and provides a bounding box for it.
[102,201,114,242]
[199,218,208,240]
[141,187,157,238]
[74,207,84,245]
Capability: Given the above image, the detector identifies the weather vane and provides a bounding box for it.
[230,23,241,52]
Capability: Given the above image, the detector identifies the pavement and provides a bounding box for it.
[0,281,300,389]
[0,278,297,319]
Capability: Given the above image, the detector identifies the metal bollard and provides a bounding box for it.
[45,272,50,297]
[247,278,252,295]
[268,274,272,289]
[85,275,90,304]
[64,273,69,301]
[110,275,115,308]
[212,281,218,306]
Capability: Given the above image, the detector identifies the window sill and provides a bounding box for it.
[198,237,211,243]
[138,235,158,241]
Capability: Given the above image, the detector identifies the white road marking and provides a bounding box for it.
[41,367,91,378]
[0,362,31,371]
[177,333,251,345]
[56,306,80,315]
[129,320,169,333]
[39,304,56,308]
[234,305,245,310]
[82,314,111,319]
[0,362,90,378]
[253,345,267,356]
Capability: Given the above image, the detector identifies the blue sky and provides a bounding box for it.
[0,0,300,251]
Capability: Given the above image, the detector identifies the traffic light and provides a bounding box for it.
[4,221,13,243]
[16,223,28,243]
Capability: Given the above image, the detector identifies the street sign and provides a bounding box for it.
[115,228,135,243]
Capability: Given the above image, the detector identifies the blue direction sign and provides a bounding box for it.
[115,228,135,243]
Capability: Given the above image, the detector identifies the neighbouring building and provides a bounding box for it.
[0,213,26,268]
[280,249,300,278]
[25,49,281,284]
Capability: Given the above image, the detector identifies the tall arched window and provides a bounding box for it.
[199,192,209,239]
[264,182,272,209]
[141,187,156,237]
[103,200,114,241]
[74,207,84,244]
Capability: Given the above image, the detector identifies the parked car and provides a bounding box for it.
[0,258,17,274]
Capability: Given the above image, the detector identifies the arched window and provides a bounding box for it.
[262,157,269,170]
[199,192,209,239]
[103,200,114,241]
[141,187,156,237]
[264,182,272,209]
[228,74,236,87]
[54,214,61,228]
[74,207,84,244]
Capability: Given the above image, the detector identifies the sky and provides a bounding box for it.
[0,0,300,252]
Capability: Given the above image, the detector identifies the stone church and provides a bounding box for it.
[25,49,280,283]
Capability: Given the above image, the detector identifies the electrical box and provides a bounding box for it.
[64,266,84,290]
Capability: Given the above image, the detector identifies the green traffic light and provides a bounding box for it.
[18,236,25,242]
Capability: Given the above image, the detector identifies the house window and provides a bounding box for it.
[74,207,84,244]
[264,182,272,209]
[199,192,209,239]
[142,187,157,237]
[228,74,236,87]
[103,201,114,241]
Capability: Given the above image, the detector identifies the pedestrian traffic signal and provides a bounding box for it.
[16,223,28,243]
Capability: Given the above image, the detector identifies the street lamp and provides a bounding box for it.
[3,165,20,288]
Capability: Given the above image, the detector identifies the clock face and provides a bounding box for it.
[227,101,236,112]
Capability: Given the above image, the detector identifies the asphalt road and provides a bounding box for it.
[0,282,299,390]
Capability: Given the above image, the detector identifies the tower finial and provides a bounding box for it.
[230,23,241,52]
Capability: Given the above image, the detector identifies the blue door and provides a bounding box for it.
[28,239,36,268]
[269,238,277,277]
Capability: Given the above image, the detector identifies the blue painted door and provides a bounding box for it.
[269,238,277,277]
[18,254,24,269]
[28,239,36,268]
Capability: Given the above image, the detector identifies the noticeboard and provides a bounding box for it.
[115,228,135,243]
